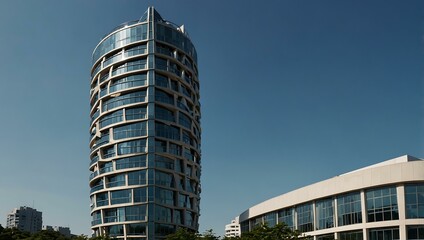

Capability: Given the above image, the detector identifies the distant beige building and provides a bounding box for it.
[43,225,71,237]
[6,206,42,234]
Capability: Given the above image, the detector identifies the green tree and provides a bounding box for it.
[241,223,308,240]
[200,229,220,240]
[88,236,113,240]
[165,228,200,240]
[28,229,69,240]
[71,235,89,240]
[0,227,31,240]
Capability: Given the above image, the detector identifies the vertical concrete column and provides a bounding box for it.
[312,201,316,231]
[360,190,368,240]
[334,197,338,227]
[294,207,298,231]
[397,184,407,240]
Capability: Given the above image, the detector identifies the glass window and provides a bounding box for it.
[184,148,194,162]
[99,109,123,128]
[92,63,101,78]
[181,85,191,98]
[90,101,98,118]
[340,230,363,240]
[103,51,122,67]
[178,194,190,208]
[251,217,262,229]
[107,174,125,188]
[126,223,146,236]
[337,191,362,226]
[407,225,424,240]
[182,130,192,145]
[111,58,147,76]
[91,211,102,226]
[99,72,109,83]
[125,205,146,221]
[155,89,174,105]
[106,224,124,237]
[102,146,115,159]
[296,203,314,232]
[115,155,146,170]
[95,132,109,148]
[317,234,334,240]
[179,112,191,129]
[405,184,424,218]
[125,106,147,121]
[156,23,197,63]
[155,57,167,70]
[117,139,147,155]
[133,187,147,203]
[278,208,294,229]
[155,170,174,188]
[155,187,174,206]
[155,122,180,140]
[104,208,124,223]
[156,73,169,88]
[264,212,276,227]
[186,178,196,193]
[155,205,172,223]
[96,192,109,207]
[155,106,175,122]
[174,209,183,225]
[154,223,175,237]
[186,211,195,227]
[113,122,147,140]
[111,189,132,205]
[240,221,249,233]
[102,91,147,112]
[366,186,398,222]
[99,84,108,98]
[170,80,178,92]
[125,44,147,57]
[316,198,334,230]
[90,179,103,193]
[156,43,173,56]
[155,140,167,153]
[127,170,146,185]
[169,143,181,156]
[93,24,148,63]
[369,227,399,240]
[109,74,147,93]
[155,155,174,170]
[90,154,99,166]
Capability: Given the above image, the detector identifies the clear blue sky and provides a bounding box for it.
[0,0,423,237]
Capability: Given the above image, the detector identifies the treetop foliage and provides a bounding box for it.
[0,222,309,240]
[165,223,309,240]
[0,226,110,240]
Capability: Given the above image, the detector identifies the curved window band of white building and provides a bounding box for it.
[237,155,424,240]
[89,7,201,239]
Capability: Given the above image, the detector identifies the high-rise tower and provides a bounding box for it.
[6,206,43,234]
[89,7,201,239]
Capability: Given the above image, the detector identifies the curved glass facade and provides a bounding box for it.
[89,7,201,239]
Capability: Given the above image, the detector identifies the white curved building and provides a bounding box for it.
[237,155,424,240]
